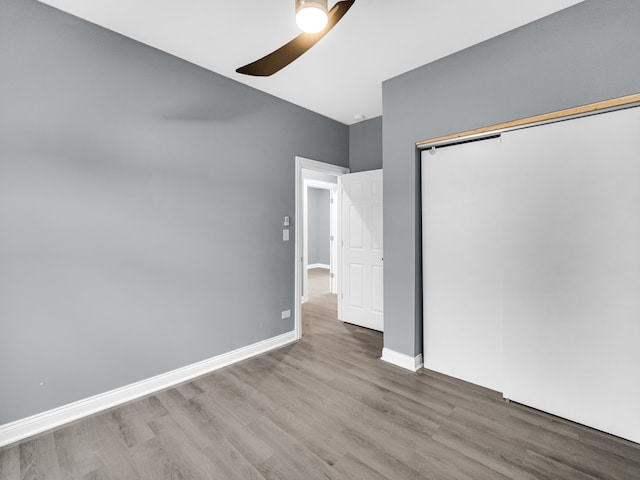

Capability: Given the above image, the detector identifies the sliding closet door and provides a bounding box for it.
[501,107,640,443]
[422,137,504,392]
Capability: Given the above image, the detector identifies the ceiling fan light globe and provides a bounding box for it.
[295,0,328,33]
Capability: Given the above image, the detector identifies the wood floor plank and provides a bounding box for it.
[147,414,242,480]
[53,421,100,479]
[129,437,189,480]
[103,407,154,450]
[194,369,265,426]
[0,444,20,480]
[127,394,169,423]
[186,394,274,467]
[248,415,342,480]
[19,434,61,480]
[261,398,347,467]
[332,451,391,480]
[344,441,430,480]
[85,414,141,480]
[155,388,267,480]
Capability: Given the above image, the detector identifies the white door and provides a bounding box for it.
[340,170,383,331]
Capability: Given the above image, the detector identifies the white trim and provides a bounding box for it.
[307,263,330,269]
[305,179,337,190]
[0,331,296,448]
[302,181,309,301]
[295,157,349,341]
[337,180,344,319]
[329,189,338,294]
[380,348,423,372]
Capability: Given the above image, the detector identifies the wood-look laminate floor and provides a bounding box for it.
[2,268,639,479]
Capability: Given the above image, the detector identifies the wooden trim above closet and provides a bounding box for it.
[416,92,640,148]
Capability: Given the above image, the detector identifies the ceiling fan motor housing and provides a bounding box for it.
[295,0,329,14]
[295,0,329,33]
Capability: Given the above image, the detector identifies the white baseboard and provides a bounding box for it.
[0,331,296,448]
[307,263,330,269]
[380,348,423,372]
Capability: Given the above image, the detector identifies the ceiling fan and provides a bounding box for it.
[236,0,355,77]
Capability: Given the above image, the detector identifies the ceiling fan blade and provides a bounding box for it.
[236,0,355,77]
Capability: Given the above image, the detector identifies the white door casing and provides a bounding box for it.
[340,169,384,331]
[330,189,338,294]
[294,157,349,340]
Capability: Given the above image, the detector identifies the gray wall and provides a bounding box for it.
[0,0,348,424]
[382,0,640,358]
[349,116,383,173]
[307,188,330,265]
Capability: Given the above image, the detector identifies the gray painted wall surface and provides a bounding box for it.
[0,0,348,424]
[307,188,330,265]
[349,117,383,173]
[382,0,640,357]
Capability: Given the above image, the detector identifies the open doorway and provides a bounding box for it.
[302,179,337,302]
[294,157,349,340]
[303,179,337,336]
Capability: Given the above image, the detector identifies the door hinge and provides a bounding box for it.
[330,235,334,242]
[330,272,334,279]
[330,198,334,204]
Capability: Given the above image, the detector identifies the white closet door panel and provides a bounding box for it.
[422,138,504,392]
[502,107,640,443]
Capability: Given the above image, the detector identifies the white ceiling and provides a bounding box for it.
[37,0,583,125]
